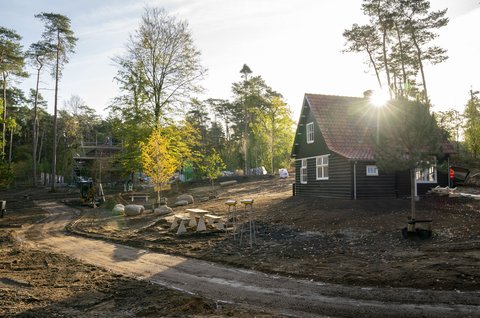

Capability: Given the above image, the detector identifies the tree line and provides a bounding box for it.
[0,7,295,189]
[344,0,480,163]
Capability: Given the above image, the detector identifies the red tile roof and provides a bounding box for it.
[304,93,455,160]
[305,93,376,160]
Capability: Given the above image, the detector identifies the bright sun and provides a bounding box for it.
[370,90,390,107]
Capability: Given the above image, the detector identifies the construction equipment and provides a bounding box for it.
[79,180,105,207]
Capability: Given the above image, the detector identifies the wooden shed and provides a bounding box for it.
[291,93,453,199]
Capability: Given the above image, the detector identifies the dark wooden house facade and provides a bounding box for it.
[291,94,452,199]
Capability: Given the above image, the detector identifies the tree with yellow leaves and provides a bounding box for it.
[140,126,178,205]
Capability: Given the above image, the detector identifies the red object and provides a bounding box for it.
[449,167,455,179]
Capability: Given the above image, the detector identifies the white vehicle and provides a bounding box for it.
[278,168,289,178]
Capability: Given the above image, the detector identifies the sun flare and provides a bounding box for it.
[370,90,390,107]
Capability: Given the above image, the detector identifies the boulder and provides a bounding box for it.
[176,194,194,204]
[154,205,173,215]
[112,204,125,214]
[173,200,189,207]
[124,204,145,216]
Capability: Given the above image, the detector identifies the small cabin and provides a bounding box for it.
[291,93,453,199]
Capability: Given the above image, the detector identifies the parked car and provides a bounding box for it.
[221,170,235,177]
[250,166,268,175]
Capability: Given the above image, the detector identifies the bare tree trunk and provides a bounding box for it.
[366,44,383,89]
[8,127,13,163]
[410,168,416,224]
[2,73,7,157]
[270,115,275,175]
[395,22,407,97]
[381,27,392,97]
[32,67,41,186]
[412,33,429,105]
[51,30,60,192]
[38,128,44,165]
[244,106,249,176]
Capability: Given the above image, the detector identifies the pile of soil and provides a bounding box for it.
[69,177,480,291]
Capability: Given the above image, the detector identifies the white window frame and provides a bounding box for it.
[415,158,437,183]
[306,122,314,144]
[366,165,379,176]
[300,159,308,184]
[316,155,329,180]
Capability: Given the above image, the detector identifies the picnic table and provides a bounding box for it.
[170,215,191,235]
[186,208,210,232]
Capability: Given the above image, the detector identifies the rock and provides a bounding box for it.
[112,204,125,214]
[220,180,237,187]
[154,205,173,215]
[176,194,194,204]
[124,204,145,216]
[173,200,189,207]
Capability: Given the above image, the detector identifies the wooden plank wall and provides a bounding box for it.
[295,153,352,198]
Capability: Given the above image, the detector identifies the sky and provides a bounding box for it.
[1,0,479,121]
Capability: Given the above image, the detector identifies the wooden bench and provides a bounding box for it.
[205,214,225,230]
[0,200,6,218]
[129,194,150,202]
[407,219,432,232]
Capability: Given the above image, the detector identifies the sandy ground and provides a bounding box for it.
[1,177,480,317]
[74,177,480,291]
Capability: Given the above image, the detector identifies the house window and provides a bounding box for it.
[300,159,308,184]
[316,155,329,180]
[415,158,437,183]
[366,165,379,176]
[306,122,314,144]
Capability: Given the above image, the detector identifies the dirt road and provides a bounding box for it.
[12,200,480,318]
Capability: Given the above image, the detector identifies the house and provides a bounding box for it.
[291,93,454,199]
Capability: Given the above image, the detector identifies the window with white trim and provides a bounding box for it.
[306,122,314,143]
[366,165,379,176]
[316,155,329,180]
[415,158,437,183]
[300,159,308,184]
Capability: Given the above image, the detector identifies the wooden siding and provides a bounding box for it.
[295,153,352,198]
[292,103,330,159]
[355,162,396,198]
[396,169,448,197]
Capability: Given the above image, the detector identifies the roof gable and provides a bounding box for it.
[292,93,455,160]
[304,93,375,160]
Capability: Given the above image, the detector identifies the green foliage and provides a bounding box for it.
[344,0,448,103]
[0,27,26,77]
[1,27,26,158]
[198,149,226,187]
[463,90,480,159]
[0,159,13,187]
[375,98,441,172]
[374,98,442,220]
[230,68,294,174]
[35,13,78,76]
